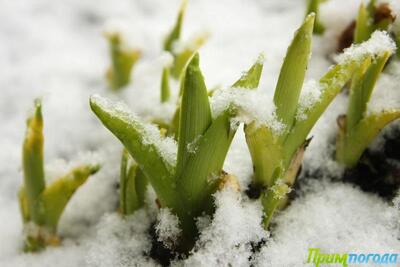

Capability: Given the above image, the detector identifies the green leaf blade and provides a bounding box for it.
[232,54,264,89]
[347,51,390,129]
[273,13,315,130]
[176,53,212,176]
[120,149,148,215]
[177,111,236,217]
[40,164,99,230]
[164,0,187,52]
[22,99,46,224]
[244,123,282,188]
[337,110,400,167]
[282,57,363,164]
[90,95,178,208]
[161,67,171,103]
[354,3,372,44]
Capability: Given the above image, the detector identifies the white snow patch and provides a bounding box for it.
[296,80,323,121]
[86,210,156,267]
[254,180,400,266]
[210,87,285,134]
[186,135,202,154]
[159,51,174,68]
[155,208,181,249]
[335,31,396,64]
[181,186,268,267]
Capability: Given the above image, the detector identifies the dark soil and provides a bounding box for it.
[148,222,176,267]
[342,130,400,199]
[297,128,400,200]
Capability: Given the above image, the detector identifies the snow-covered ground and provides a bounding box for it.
[0,0,399,266]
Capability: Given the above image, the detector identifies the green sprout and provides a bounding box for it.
[335,50,399,167]
[305,0,328,35]
[241,14,390,228]
[162,0,209,83]
[19,99,99,252]
[105,31,142,91]
[90,52,262,251]
[119,149,148,215]
[160,66,171,103]
[354,0,396,44]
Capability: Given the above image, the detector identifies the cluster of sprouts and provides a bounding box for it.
[18,0,400,259]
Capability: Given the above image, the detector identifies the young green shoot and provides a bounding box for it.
[354,0,396,44]
[119,149,148,215]
[90,52,262,251]
[336,46,398,167]
[163,0,208,80]
[20,100,99,252]
[105,31,141,91]
[305,0,327,35]
[241,15,391,229]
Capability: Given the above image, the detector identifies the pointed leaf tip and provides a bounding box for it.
[273,14,314,130]
[232,53,265,89]
[188,52,200,68]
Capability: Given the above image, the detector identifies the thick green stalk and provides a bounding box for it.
[22,99,46,224]
[274,14,314,132]
[244,123,282,188]
[261,181,290,228]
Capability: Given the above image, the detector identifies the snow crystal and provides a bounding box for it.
[335,31,396,64]
[296,80,323,121]
[186,135,202,154]
[91,94,178,167]
[181,185,267,267]
[210,87,285,134]
[155,208,181,249]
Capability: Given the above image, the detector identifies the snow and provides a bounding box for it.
[254,180,400,266]
[181,185,267,267]
[1,0,400,266]
[296,80,323,121]
[86,210,157,267]
[210,87,284,134]
[160,52,174,68]
[155,208,181,249]
[367,61,400,115]
[335,31,396,64]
